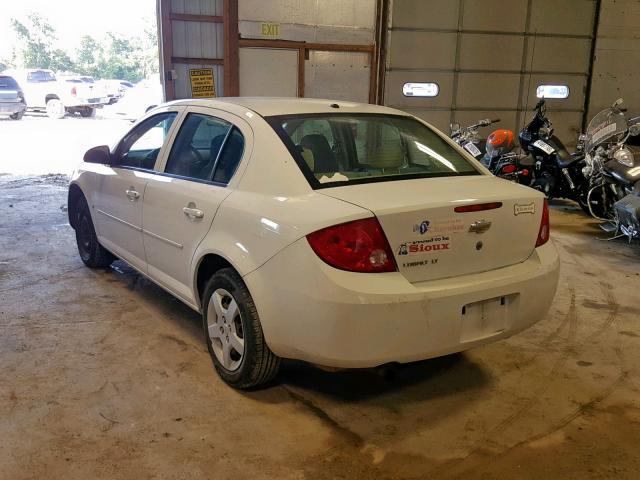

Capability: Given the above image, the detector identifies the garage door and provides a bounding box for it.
[383,0,598,143]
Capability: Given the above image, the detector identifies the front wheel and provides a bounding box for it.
[10,110,24,120]
[46,99,65,119]
[75,197,115,268]
[202,268,280,389]
[578,184,615,219]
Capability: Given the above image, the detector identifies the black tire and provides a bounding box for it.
[75,196,114,268]
[79,107,96,118]
[10,111,24,120]
[202,268,280,389]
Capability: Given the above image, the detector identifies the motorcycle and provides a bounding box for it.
[581,99,640,239]
[580,99,640,220]
[450,118,531,181]
[519,99,589,209]
[450,118,497,160]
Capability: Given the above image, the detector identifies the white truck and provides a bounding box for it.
[2,68,109,119]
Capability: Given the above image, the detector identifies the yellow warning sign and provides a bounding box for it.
[189,68,216,98]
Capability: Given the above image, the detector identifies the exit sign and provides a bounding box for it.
[260,22,280,37]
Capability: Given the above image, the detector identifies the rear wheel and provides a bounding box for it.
[46,98,65,119]
[75,197,114,268]
[79,107,96,118]
[202,268,280,389]
[10,111,24,120]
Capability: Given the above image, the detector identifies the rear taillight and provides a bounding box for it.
[536,199,550,247]
[71,86,77,96]
[307,217,396,273]
[500,164,517,174]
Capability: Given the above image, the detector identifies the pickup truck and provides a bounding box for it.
[2,68,109,119]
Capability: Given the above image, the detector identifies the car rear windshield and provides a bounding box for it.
[0,76,19,89]
[267,113,480,188]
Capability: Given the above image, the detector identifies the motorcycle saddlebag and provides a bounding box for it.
[614,194,640,234]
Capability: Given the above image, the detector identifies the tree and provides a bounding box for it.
[10,14,74,71]
[76,35,105,77]
[9,12,159,82]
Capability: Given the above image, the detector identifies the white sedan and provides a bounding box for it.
[68,98,560,389]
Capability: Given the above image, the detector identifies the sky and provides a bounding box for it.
[0,0,156,60]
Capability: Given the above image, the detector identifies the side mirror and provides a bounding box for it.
[613,98,624,108]
[450,122,460,132]
[84,145,112,164]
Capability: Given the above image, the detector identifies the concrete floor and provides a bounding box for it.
[1,174,640,480]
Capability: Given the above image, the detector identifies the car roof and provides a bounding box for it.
[165,97,408,118]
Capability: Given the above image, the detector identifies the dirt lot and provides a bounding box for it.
[1,118,640,479]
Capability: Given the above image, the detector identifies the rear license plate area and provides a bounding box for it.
[460,294,517,343]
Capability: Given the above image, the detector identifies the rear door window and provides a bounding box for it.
[164,113,244,184]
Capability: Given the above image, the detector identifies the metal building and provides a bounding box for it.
[158,0,635,144]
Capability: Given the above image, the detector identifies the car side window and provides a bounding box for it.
[165,113,244,184]
[114,112,177,169]
[213,127,244,184]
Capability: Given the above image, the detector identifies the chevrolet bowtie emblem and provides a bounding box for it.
[469,219,492,234]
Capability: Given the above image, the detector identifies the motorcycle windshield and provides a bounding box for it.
[586,108,628,152]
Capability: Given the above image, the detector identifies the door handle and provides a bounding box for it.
[125,189,140,201]
[183,206,204,219]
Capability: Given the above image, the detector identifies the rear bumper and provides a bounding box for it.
[67,98,107,108]
[244,239,560,368]
[0,102,26,115]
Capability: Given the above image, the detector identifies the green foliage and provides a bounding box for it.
[7,13,158,82]
[11,15,53,68]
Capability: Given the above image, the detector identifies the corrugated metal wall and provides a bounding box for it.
[383,0,598,143]
[167,0,225,97]
[238,0,376,101]
[588,0,640,120]
[238,0,375,44]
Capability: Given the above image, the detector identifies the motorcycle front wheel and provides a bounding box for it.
[579,184,615,220]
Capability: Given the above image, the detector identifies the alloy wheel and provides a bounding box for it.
[207,288,245,371]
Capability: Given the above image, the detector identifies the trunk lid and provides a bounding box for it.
[320,175,544,283]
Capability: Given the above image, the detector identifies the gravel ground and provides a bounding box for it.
[1,124,640,479]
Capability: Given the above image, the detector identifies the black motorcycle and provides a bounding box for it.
[581,99,640,238]
[578,99,640,220]
[519,99,588,208]
[450,118,496,160]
